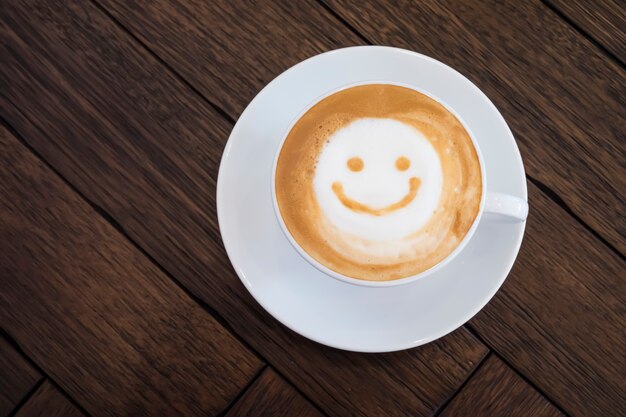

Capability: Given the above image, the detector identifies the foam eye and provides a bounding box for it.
[347,157,364,172]
[395,156,410,171]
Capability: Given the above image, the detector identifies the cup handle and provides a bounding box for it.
[484,192,528,221]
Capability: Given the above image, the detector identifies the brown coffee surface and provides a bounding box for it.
[275,84,482,281]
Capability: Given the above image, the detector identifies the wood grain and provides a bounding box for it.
[98,0,363,118]
[439,355,563,417]
[324,0,626,255]
[0,1,488,416]
[0,125,262,415]
[225,368,322,417]
[15,380,84,417]
[0,337,42,416]
[547,0,625,62]
[469,182,626,416]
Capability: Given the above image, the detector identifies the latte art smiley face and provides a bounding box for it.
[314,118,443,241]
[275,84,482,281]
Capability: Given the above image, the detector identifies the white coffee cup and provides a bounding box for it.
[271,81,528,287]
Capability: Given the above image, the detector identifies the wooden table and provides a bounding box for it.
[1,1,624,416]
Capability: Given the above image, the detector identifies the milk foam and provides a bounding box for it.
[314,118,443,243]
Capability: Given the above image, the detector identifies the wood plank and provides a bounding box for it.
[439,355,563,417]
[324,0,625,254]
[225,368,322,417]
[0,337,42,416]
[97,0,363,118]
[468,182,626,416]
[0,1,488,416]
[15,380,84,417]
[547,0,625,62]
[0,125,262,415]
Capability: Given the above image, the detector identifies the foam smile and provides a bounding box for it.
[331,177,421,216]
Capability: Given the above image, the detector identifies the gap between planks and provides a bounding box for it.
[88,0,236,126]
[429,352,492,417]
[216,364,268,417]
[540,0,625,69]
[6,377,45,417]
[1,329,93,417]
[463,324,571,417]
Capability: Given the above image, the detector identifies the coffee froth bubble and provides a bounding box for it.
[275,84,482,281]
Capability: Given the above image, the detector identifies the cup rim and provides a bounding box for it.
[271,80,487,287]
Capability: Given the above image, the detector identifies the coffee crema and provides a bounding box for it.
[275,84,482,281]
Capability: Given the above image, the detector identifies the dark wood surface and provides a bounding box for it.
[225,368,323,417]
[14,380,85,417]
[547,0,625,62]
[439,355,563,417]
[0,0,623,416]
[0,125,261,415]
[0,337,42,416]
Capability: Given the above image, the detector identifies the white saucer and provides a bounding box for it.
[217,46,527,352]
